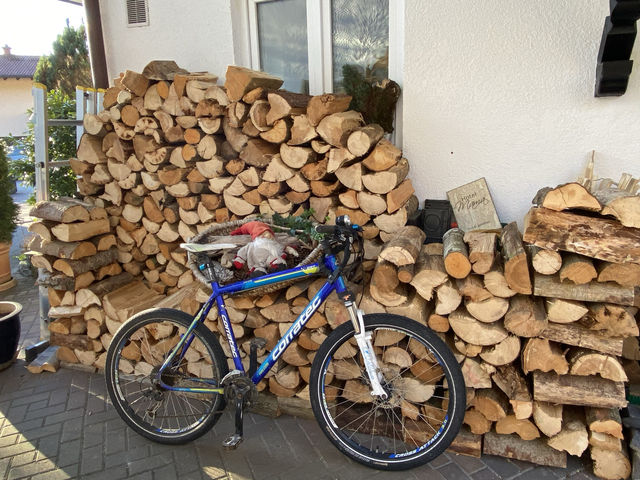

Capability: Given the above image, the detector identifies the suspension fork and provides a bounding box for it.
[341,291,388,399]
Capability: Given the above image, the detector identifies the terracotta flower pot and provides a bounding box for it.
[0,242,11,285]
[0,301,21,371]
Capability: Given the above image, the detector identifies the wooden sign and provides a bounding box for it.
[447,178,501,231]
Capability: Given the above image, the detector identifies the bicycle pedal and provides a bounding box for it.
[222,433,243,450]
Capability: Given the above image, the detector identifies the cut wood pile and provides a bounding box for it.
[358,180,640,478]
[25,62,422,410]
[24,60,640,477]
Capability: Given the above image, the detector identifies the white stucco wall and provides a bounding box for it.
[403,0,640,225]
[0,78,33,137]
[99,0,235,83]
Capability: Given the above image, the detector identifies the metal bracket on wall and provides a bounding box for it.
[595,0,640,97]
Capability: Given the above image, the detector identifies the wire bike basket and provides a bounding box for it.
[185,216,324,295]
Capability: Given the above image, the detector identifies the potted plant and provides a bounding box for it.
[0,141,18,289]
[0,302,21,370]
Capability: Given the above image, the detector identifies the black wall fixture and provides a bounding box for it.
[595,0,640,97]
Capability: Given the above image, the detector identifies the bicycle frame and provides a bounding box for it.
[156,253,348,394]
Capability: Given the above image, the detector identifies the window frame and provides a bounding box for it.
[244,0,404,146]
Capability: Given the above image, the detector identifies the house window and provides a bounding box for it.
[331,0,389,94]
[126,0,149,27]
[256,0,309,93]
[247,0,398,96]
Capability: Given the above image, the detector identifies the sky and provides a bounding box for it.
[0,0,85,56]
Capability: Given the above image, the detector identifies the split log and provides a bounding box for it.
[442,228,471,279]
[484,261,517,298]
[361,138,400,172]
[547,409,589,456]
[540,322,623,356]
[568,347,627,382]
[545,298,587,324]
[533,272,640,307]
[594,186,640,228]
[378,226,425,266]
[53,249,118,277]
[50,219,111,242]
[335,163,363,191]
[590,447,631,480]
[460,357,492,388]
[464,409,492,435]
[532,371,627,409]
[466,296,509,323]
[306,93,352,126]
[532,401,563,437]
[503,295,547,337]
[224,66,283,102]
[529,245,562,275]
[369,259,407,307]
[559,253,597,285]
[240,138,279,168]
[588,432,621,451]
[500,222,532,294]
[386,179,415,214]
[346,124,384,156]
[266,91,310,124]
[597,261,640,287]
[288,114,317,145]
[479,335,520,366]
[483,432,567,468]
[492,365,533,420]
[582,303,639,337]
[361,158,409,194]
[533,182,601,212]
[495,415,540,441]
[473,388,509,421]
[455,275,492,302]
[523,207,640,265]
[30,200,90,223]
[448,308,508,346]
[434,281,462,315]
[585,407,623,440]
[521,338,568,375]
[463,231,497,275]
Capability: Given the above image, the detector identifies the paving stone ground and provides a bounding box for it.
[0,193,598,479]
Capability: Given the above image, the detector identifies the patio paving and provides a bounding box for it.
[0,192,598,479]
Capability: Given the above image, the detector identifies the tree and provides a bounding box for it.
[0,141,19,244]
[8,90,78,203]
[34,22,91,96]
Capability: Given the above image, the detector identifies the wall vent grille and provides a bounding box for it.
[126,0,148,27]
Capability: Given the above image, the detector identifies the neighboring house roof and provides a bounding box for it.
[0,52,39,79]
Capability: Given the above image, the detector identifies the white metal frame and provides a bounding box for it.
[32,84,105,202]
[244,0,404,146]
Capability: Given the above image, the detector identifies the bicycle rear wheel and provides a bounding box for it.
[309,313,466,470]
[105,308,227,444]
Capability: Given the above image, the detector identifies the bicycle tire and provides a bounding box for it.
[309,313,466,470]
[105,308,228,444]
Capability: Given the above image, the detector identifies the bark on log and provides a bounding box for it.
[529,245,563,275]
[568,348,627,382]
[594,186,640,228]
[547,408,589,456]
[500,222,532,294]
[464,231,497,275]
[224,66,283,102]
[522,338,568,375]
[532,371,627,409]
[504,295,547,337]
[539,322,623,356]
[483,432,567,468]
[378,226,426,267]
[533,401,563,437]
[559,253,597,285]
[443,228,471,279]
[533,182,601,212]
[533,272,640,307]
[523,207,640,265]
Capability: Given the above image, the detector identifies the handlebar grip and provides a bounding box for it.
[315,225,336,234]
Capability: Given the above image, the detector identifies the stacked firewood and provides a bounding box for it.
[32,63,418,396]
[73,62,416,294]
[368,181,639,478]
[26,197,135,367]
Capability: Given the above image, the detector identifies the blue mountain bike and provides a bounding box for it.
[105,216,465,470]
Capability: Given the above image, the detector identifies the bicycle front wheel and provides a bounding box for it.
[310,313,466,470]
[105,308,228,444]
